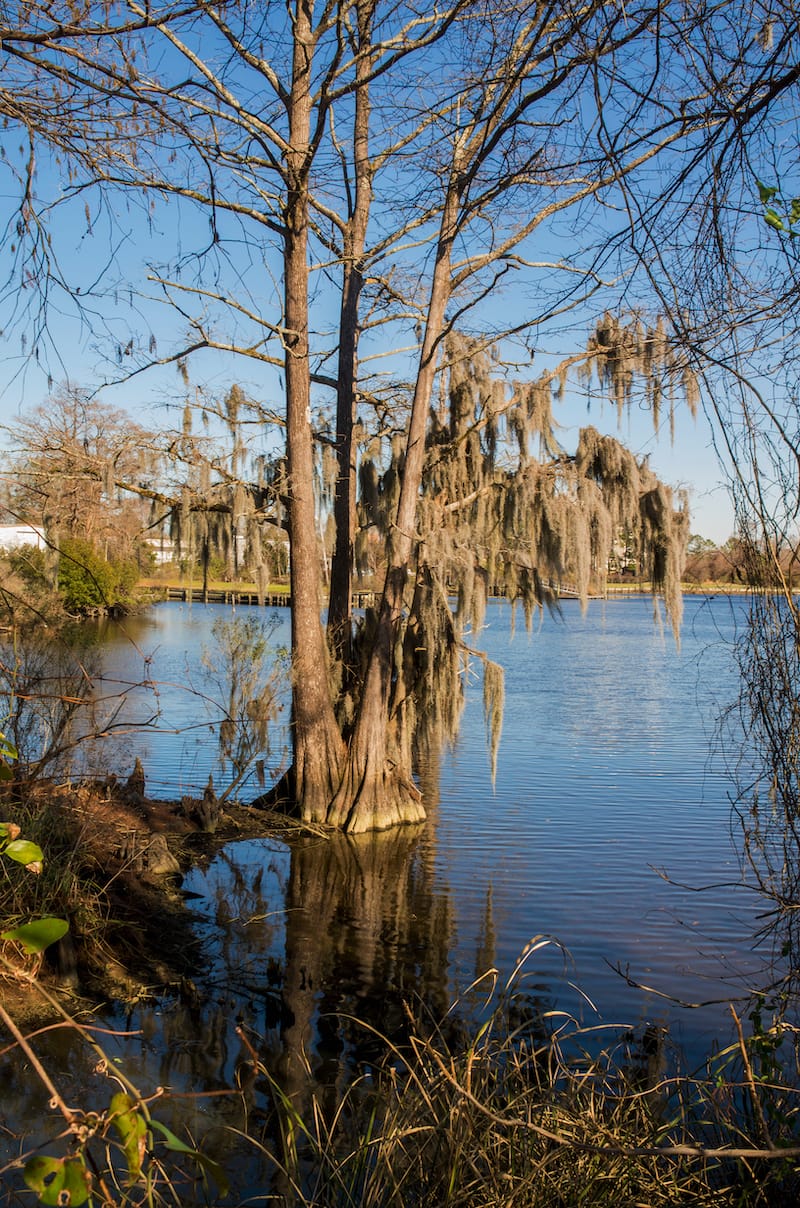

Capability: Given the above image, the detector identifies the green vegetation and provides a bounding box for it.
[0,731,16,782]
[0,805,227,1208]
[139,570,290,597]
[0,795,68,959]
[0,793,89,982]
[757,179,800,239]
[57,538,139,614]
[6,539,141,615]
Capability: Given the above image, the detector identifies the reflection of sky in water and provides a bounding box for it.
[425,596,762,1058]
[88,595,765,1056]
[1,595,772,1198]
[85,605,293,796]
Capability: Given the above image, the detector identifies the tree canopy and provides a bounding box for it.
[1,0,779,829]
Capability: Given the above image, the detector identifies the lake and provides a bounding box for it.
[0,592,775,1197]
[89,593,767,1041]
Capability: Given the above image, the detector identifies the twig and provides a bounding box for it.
[0,999,77,1126]
[730,1003,775,1150]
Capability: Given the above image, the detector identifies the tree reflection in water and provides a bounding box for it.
[106,817,457,1194]
[279,827,454,1092]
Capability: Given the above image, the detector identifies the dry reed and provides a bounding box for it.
[245,943,800,1207]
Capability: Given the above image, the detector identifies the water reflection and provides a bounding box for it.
[1,825,459,1199]
[280,828,453,1082]
[145,827,458,1197]
[168,827,455,1091]
[1,596,776,1203]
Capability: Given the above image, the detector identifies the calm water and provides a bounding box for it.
[1,593,775,1198]
[85,595,767,1041]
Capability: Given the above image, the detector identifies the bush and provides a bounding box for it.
[57,538,138,613]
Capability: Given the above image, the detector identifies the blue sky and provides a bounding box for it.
[0,0,750,548]
[0,162,737,545]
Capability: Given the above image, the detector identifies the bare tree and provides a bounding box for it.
[2,389,157,580]
[0,0,712,829]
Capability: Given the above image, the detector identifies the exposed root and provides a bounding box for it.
[250,766,298,814]
[329,757,426,833]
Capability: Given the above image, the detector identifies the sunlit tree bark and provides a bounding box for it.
[326,0,375,670]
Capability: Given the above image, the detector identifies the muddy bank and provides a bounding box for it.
[0,772,300,1018]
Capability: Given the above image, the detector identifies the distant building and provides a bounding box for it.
[0,524,46,551]
[143,536,179,565]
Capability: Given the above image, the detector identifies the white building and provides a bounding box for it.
[0,524,46,551]
[143,536,179,565]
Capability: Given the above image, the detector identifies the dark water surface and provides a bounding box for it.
[2,593,773,1196]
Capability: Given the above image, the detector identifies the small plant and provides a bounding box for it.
[0,966,230,1206]
[0,728,16,782]
[757,179,800,239]
[0,769,71,978]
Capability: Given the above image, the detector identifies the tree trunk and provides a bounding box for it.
[327,260,363,669]
[327,0,374,672]
[201,529,209,602]
[328,178,461,831]
[283,0,345,822]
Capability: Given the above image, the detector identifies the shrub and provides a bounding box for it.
[57,538,138,613]
[7,544,49,594]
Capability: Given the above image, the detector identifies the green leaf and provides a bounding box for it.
[1,917,69,954]
[0,733,16,761]
[110,1092,148,1182]
[0,763,12,782]
[23,1155,91,1206]
[764,208,786,232]
[4,839,44,866]
[148,1118,193,1154]
[790,197,800,226]
[757,179,779,204]
[149,1119,230,1196]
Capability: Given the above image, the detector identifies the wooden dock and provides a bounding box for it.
[158,586,379,609]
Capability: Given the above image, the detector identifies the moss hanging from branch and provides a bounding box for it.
[583,313,699,437]
[343,324,691,797]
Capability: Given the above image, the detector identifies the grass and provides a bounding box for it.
[138,574,290,595]
[240,950,800,1207]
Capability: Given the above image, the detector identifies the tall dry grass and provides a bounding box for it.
[241,942,800,1207]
